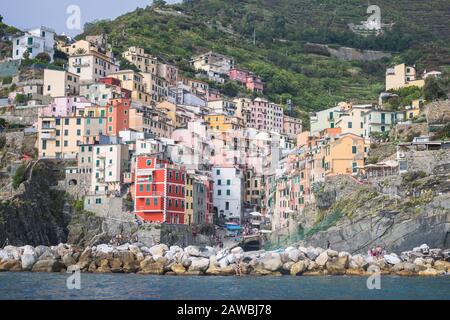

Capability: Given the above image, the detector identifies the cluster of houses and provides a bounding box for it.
[1,26,447,234]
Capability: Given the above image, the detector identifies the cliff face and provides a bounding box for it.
[297,172,450,254]
[0,161,70,246]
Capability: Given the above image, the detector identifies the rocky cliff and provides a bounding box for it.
[296,171,450,254]
[0,160,70,246]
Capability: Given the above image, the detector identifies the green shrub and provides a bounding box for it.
[12,163,27,189]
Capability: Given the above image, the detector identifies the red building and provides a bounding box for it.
[134,156,186,224]
[106,98,130,136]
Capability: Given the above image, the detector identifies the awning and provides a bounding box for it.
[249,212,263,217]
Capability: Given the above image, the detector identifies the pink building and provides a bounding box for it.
[39,96,91,117]
[229,68,264,94]
[246,98,283,133]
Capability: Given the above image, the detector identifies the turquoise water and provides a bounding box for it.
[0,272,449,300]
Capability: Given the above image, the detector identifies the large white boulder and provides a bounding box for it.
[21,246,37,271]
[315,251,329,267]
[149,244,169,256]
[185,246,215,258]
[384,253,401,265]
[96,244,114,254]
[287,249,302,262]
[261,253,283,271]
[189,257,210,272]
[231,247,244,255]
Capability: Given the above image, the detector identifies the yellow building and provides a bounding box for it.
[122,47,158,74]
[43,69,80,97]
[108,70,152,105]
[324,133,366,176]
[405,99,423,120]
[37,116,106,159]
[204,113,244,132]
[185,172,195,225]
[386,64,425,91]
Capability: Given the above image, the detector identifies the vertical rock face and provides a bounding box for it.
[0,161,69,246]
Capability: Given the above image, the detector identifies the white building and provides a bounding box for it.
[43,69,80,97]
[191,51,235,83]
[68,51,119,83]
[12,27,55,62]
[211,166,244,223]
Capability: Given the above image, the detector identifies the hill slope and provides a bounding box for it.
[82,0,450,118]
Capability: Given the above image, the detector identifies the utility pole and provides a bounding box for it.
[253,28,256,46]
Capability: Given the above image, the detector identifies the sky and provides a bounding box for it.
[1,0,181,37]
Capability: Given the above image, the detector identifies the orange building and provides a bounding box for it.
[106,98,130,136]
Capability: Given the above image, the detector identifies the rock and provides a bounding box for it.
[287,249,303,262]
[35,245,51,258]
[123,261,139,273]
[414,257,426,268]
[171,263,187,275]
[226,254,236,265]
[116,244,130,251]
[346,268,365,276]
[282,261,294,273]
[367,265,381,274]
[220,265,237,276]
[21,246,37,271]
[96,259,111,273]
[315,251,329,267]
[290,261,308,276]
[349,254,368,270]
[88,261,97,273]
[231,247,244,255]
[38,251,55,261]
[418,267,443,276]
[391,262,405,273]
[0,259,22,272]
[307,261,318,271]
[128,245,141,256]
[206,264,222,276]
[403,262,417,273]
[261,253,282,272]
[189,257,210,273]
[413,244,429,254]
[149,244,169,256]
[326,256,349,275]
[280,252,291,264]
[96,244,114,254]
[185,246,215,258]
[338,252,351,258]
[109,258,123,273]
[31,259,62,273]
[4,246,22,261]
[62,254,76,268]
[305,248,319,261]
[140,256,165,275]
[433,260,450,272]
[117,251,135,265]
[429,249,443,260]
[384,254,401,265]
[326,249,338,258]
[181,254,192,268]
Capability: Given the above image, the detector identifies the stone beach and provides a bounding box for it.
[1,243,449,277]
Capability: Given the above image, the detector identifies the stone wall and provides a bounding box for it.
[404,149,450,174]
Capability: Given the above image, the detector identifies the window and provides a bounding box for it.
[55,118,61,126]
[352,146,357,154]
[145,199,150,206]
[218,180,222,185]
[139,185,144,192]
[146,159,152,166]
[218,190,222,196]
[96,198,102,204]
[225,202,230,210]
[154,198,158,206]
[64,141,68,147]
[216,169,220,175]
[227,180,231,185]
[65,119,70,125]
[226,190,231,196]
[348,122,352,129]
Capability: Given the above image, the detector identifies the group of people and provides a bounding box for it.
[368,246,385,259]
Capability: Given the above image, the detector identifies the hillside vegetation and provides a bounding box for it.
[79,1,450,118]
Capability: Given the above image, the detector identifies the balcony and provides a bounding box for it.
[72,61,90,68]
[40,132,55,140]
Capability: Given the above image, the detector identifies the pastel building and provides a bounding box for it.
[309,105,343,135]
[80,78,131,107]
[12,27,55,61]
[283,115,302,140]
[106,98,130,136]
[191,51,235,83]
[208,98,237,116]
[109,70,152,105]
[386,64,425,91]
[229,68,264,94]
[134,156,186,224]
[324,133,367,176]
[38,115,106,159]
[122,47,158,74]
[39,96,91,118]
[247,98,283,133]
[211,166,244,223]
[68,51,119,83]
[43,69,80,97]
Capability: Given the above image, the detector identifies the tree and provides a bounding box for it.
[153,0,167,7]
[35,52,51,63]
[22,50,30,60]
[424,77,447,101]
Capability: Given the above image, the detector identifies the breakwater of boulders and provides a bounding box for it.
[1,243,449,276]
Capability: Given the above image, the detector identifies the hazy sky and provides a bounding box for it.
[1,0,180,37]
